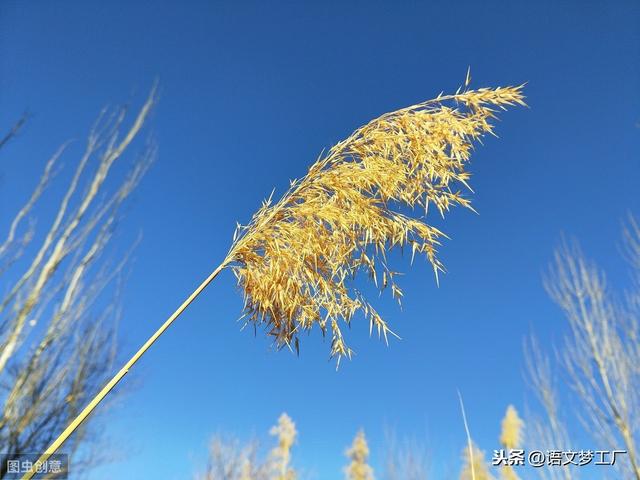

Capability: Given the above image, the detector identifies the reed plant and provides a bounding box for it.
[268,413,297,480]
[499,406,523,480]
[345,430,374,480]
[26,78,525,477]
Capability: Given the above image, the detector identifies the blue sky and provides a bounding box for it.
[1,1,639,478]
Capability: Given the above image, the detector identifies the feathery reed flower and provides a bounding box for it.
[345,430,374,480]
[499,405,523,451]
[227,84,525,362]
[268,413,297,480]
[498,405,523,480]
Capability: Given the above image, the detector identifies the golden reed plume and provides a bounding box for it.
[26,79,525,477]
[227,82,526,362]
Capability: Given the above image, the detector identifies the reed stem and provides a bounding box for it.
[22,262,227,480]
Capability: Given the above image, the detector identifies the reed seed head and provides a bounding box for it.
[269,412,297,479]
[226,82,525,364]
[499,405,524,450]
[345,430,374,480]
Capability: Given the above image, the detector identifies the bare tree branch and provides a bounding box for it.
[0,84,157,374]
[0,113,28,152]
[524,335,576,480]
[536,228,640,480]
[383,429,430,480]
[0,87,156,478]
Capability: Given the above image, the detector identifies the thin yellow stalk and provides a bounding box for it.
[458,391,476,480]
[23,262,228,479]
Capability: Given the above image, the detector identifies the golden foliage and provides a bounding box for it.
[345,430,374,480]
[224,83,525,363]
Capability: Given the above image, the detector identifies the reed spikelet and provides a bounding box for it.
[227,83,525,362]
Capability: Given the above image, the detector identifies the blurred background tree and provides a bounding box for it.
[525,217,640,480]
[383,431,429,480]
[196,434,265,480]
[196,413,298,480]
[0,89,156,478]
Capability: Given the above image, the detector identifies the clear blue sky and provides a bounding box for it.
[1,1,639,479]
